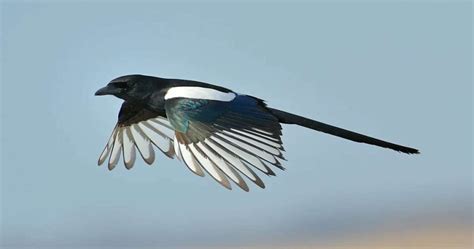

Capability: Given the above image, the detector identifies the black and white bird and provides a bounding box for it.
[95,75,419,191]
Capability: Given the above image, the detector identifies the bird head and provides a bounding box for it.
[95,74,162,101]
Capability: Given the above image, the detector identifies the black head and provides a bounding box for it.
[95,74,166,101]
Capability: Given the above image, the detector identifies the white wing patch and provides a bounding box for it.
[130,124,155,164]
[196,142,248,191]
[122,128,136,169]
[98,127,117,166]
[98,117,175,170]
[178,142,204,176]
[108,129,123,170]
[205,139,259,182]
[173,127,284,191]
[164,86,237,102]
[99,117,284,191]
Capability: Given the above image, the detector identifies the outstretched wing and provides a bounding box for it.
[165,94,285,191]
[98,102,175,170]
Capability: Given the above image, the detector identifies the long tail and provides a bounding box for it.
[268,108,419,154]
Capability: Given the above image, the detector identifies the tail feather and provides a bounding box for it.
[268,108,419,154]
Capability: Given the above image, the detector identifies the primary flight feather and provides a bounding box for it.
[95,74,419,191]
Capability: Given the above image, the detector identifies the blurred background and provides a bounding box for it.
[1,1,472,249]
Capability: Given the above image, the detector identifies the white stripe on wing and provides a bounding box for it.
[178,142,204,176]
[122,127,136,169]
[130,124,155,164]
[108,128,123,170]
[165,86,236,102]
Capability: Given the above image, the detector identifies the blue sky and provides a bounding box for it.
[1,1,472,248]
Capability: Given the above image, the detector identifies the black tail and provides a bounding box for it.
[268,108,419,154]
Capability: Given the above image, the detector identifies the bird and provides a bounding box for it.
[95,74,419,191]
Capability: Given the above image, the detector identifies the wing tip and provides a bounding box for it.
[240,184,250,192]
[221,182,232,190]
[124,162,134,170]
[108,163,116,171]
[254,177,266,189]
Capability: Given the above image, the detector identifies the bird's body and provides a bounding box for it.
[96,74,418,191]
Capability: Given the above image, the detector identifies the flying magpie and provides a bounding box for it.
[95,74,419,191]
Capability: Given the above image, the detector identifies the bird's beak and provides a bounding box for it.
[95,85,120,96]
